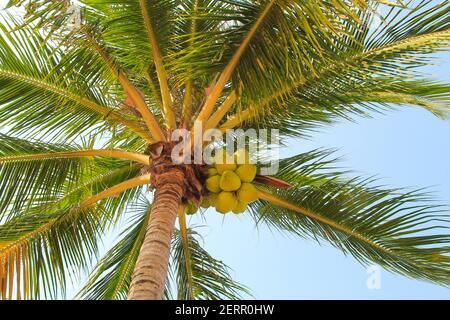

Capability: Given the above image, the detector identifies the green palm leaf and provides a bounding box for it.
[230,1,450,135]
[0,159,143,299]
[76,198,152,300]
[0,134,87,220]
[0,204,102,299]
[0,16,148,142]
[171,226,251,300]
[250,150,450,285]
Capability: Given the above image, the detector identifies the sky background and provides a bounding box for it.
[1,0,449,300]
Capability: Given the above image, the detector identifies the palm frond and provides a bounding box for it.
[0,16,150,142]
[77,198,152,300]
[0,134,87,221]
[79,24,165,141]
[226,1,450,136]
[0,204,102,299]
[230,78,450,138]
[138,0,176,129]
[172,227,250,300]
[195,0,277,123]
[0,165,145,299]
[249,150,450,285]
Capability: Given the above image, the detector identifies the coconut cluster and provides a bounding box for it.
[202,149,259,214]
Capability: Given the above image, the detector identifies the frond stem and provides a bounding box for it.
[0,68,153,142]
[82,27,166,141]
[0,149,150,165]
[139,0,177,130]
[178,205,194,300]
[257,189,395,257]
[195,0,276,124]
[80,174,151,208]
[205,91,237,130]
[182,0,200,123]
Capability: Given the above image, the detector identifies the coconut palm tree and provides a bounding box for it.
[0,0,449,300]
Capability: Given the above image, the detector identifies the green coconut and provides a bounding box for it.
[207,167,218,177]
[209,193,219,207]
[215,191,238,214]
[205,175,221,193]
[237,183,259,203]
[219,170,242,192]
[186,201,198,215]
[232,200,248,214]
[235,164,257,183]
[200,197,211,208]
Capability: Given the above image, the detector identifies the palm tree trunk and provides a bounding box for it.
[128,170,185,300]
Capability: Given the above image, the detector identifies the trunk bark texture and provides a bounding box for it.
[128,169,185,300]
